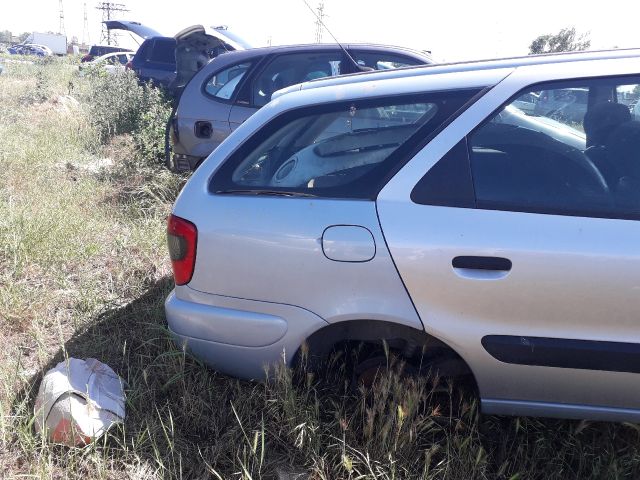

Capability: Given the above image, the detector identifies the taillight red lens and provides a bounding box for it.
[167,214,197,285]
[125,60,133,70]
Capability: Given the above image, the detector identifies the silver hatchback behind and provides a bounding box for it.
[169,43,432,171]
[166,48,640,423]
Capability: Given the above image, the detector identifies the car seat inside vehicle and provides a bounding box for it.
[584,102,632,187]
[605,120,640,210]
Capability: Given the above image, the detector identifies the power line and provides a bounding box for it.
[58,0,66,36]
[314,1,325,43]
[82,2,90,45]
[96,2,129,45]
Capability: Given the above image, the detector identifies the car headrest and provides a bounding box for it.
[583,102,631,147]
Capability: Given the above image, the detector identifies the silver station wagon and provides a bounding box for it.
[166,48,640,423]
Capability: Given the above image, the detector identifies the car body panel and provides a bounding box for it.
[376,56,640,417]
[176,195,422,330]
[166,287,328,379]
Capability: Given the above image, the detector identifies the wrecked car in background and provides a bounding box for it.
[79,51,135,75]
[169,44,433,171]
[104,20,251,94]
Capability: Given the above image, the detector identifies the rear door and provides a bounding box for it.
[141,38,176,87]
[377,62,640,420]
[228,49,346,131]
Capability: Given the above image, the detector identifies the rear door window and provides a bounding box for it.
[468,76,640,219]
[211,89,480,199]
[350,50,426,70]
[251,51,345,107]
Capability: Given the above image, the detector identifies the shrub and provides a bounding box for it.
[81,69,172,166]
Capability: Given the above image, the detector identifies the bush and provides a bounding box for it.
[81,69,172,165]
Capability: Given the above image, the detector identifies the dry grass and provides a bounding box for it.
[2,57,640,480]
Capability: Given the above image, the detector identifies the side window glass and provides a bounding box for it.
[211,90,479,199]
[205,63,252,100]
[469,77,640,219]
[252,52,344,107]
[411,139,475,208]
[351,51,425,70]
[149,39,175,64]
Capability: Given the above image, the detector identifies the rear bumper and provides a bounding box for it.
[164,288,327,380]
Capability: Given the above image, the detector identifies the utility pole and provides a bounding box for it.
[314,1,325,43]
[58,0,66,36]
[82,2,90,45]
[96,2,129,45]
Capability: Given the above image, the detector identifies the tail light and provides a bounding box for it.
[125,60,133,70]
[167,214,197,285]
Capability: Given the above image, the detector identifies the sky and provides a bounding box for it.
[4,0,640,62]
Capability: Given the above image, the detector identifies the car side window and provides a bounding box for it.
[149,39,175,64]
[211,89,480,199]
[468,76,640,219]
[204,63,252,100]
[350,51,426,70]
[251,52,344,107]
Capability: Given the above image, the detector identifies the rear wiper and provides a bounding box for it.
[215,189,317,198]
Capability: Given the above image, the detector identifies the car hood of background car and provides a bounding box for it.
[103,20,164,39]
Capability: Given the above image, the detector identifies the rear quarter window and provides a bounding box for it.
[211,89,481,199]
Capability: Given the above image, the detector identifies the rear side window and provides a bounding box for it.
[211,90,480,199]
[149,39,176,64]
[204,63,252,100]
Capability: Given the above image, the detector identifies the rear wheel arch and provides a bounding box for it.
[293,319,476,383]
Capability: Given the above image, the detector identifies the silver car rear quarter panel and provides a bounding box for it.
[178,196,421,330]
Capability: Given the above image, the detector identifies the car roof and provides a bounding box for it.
[195,43,433,63]
[212,42,430,58]
[191,43,433,74]
[273,47,640,98]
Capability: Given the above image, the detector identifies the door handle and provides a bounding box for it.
[452,256,512,271]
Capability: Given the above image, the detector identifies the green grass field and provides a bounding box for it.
[1,57,640,479]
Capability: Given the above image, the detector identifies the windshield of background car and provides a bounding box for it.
[211,90,481,199]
